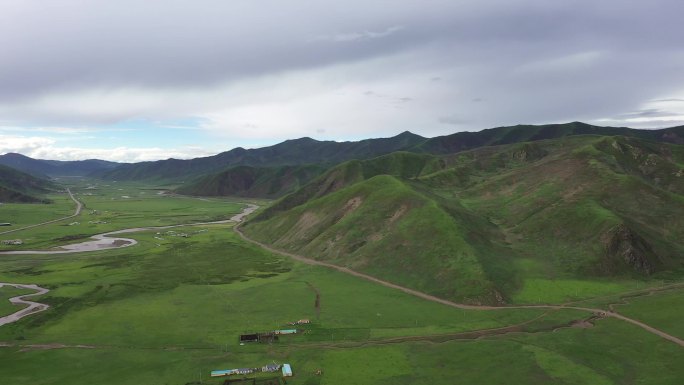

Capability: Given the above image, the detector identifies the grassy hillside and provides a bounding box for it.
[0,164,56,203]
[413,121,684,154]
[243,135,684,304]
[245,174,507,304]
[175,164,327,198]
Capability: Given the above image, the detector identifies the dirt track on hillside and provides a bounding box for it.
[234,220,684,347]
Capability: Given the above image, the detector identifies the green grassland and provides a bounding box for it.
[0,193,74,229]
[609,286,684,339]
[0,225,547,348]
[0,180,253,250]
[1,185,683,384]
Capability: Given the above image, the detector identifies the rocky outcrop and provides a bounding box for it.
[602,224,660,275]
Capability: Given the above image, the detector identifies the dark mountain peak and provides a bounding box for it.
[394,130,425,140]
[283,137,318,144]
[1,152,30,159]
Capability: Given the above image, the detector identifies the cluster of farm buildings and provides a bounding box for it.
[212,319,312,380]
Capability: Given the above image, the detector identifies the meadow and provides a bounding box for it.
[0,181,682,384]
[0,180,251,249]
[0,193,74,230]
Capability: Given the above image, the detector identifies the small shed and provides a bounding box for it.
[240,333,259,343]
[274,329,297,335]
[282,364,293,377]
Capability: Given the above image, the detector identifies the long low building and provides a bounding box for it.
[274,329,297,335]
[210,369,236,377]
[212,363,283,377]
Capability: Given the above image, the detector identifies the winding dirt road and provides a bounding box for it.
[234,222,684,347]
[0,283,50,326]
[0,189,82,236]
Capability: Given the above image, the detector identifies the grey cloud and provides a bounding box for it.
[1,0,684,134]
[653,99,684,103]
[618,109,679,119]
[439,115,468,126]
[310,26,405,43]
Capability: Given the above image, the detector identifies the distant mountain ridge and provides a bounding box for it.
[0,153,120,177]
[101,130,427,181]
[6,122,684,188]
[413,121,684,154]
[174,122,684,198]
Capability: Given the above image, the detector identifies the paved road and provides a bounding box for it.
[234,220,684,347]
[0,283,50,326]
[0,189,82,236]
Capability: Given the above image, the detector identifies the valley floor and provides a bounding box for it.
[0,181,681,384]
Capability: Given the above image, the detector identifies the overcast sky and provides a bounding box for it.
[1,0,684,162]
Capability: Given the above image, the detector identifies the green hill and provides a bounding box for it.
[175,164,327,198]
[0,164,56,203]
[243,136,684,304]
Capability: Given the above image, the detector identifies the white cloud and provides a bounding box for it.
[592,93,684,128]
[516,51,606,73]
[28,146,216,162]
[0,135,55,155]
[0,134,215,162]
[0,125,96,135]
